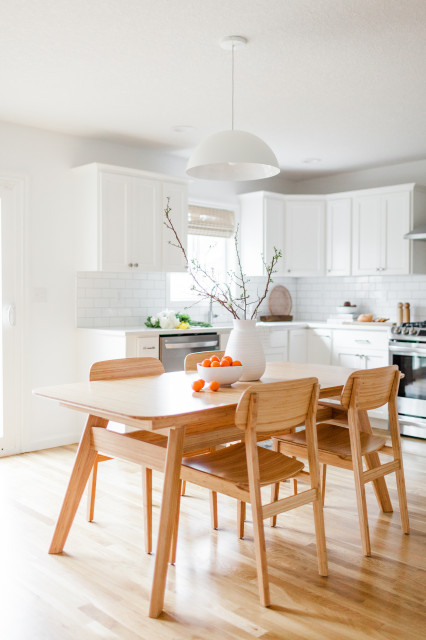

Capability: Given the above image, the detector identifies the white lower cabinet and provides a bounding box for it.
[307,329,332,364]
[332,329,389,420]
[288,329,307,363]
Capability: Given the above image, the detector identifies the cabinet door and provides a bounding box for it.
[162,181,188,272]
[284,200,325,276]
[100,173,162,272]
[352,195,382,275]
[382,191,410,275]
[332,349,365,369]
[131,177,162,271]
[264,196,286,276]
[288,329,307,363]
[100,172,132,271]
[326,198,351,276]
[307,329,332,365]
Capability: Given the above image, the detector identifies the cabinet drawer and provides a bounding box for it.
[332,329,388,351]
[136,336,159,358]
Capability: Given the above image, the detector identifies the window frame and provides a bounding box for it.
[166,198,240,309]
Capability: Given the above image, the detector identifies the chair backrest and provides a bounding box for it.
[184,350,225,372]
[90,357,165,381]
[234,378,319,434]
[340,365,400,411]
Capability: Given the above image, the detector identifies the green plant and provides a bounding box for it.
[164,198,282,320]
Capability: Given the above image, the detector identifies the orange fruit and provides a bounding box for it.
[211,361,221,367]
[220,359,230,367]
[209,380,220,392]
[210,355,220,362]
[201,359,211,367]
[232,360,242,366]
[192,379,204,392]
[222,355,233,364]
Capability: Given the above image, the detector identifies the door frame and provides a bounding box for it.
[0,174,25,456]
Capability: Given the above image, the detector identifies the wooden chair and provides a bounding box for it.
[273,365,409,556]
[173,378,328,607]
[182,350,224,528]
[87,356,222,562]
[86,357,167,556]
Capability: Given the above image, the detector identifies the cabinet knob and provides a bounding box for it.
[287,269,291,273]
[134,263,139,267]
[128,263,133,268]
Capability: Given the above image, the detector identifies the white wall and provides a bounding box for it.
[292,158,426,194]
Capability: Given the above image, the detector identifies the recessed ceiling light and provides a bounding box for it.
[173,125,195,133]
[302,157,322,164]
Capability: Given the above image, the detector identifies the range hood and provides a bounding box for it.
[404,224,426,240]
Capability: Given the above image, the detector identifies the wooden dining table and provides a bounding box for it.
[34,360,389,618]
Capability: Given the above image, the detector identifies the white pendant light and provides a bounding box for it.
[186,36,280,181]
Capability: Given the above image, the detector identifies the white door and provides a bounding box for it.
[0,176,24,456]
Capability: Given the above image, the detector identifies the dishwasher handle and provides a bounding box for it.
[163,340,219,350]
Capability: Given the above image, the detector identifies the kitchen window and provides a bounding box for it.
[168,204,236,305]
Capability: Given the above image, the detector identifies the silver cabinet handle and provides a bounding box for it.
[355,339,371,343]
[141,346,156,350]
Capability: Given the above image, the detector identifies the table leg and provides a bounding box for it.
[358,410,393,513]
[149,426,185,618]
[49,415,107,553]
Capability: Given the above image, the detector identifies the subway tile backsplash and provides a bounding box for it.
[76,272,426,328]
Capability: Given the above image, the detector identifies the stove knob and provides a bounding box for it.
[410,327,420,335]
[394,326,401,334]
[403,327,410,334]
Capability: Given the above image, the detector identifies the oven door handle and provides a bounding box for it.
[389,344,426,356]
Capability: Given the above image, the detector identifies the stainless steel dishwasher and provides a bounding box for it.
[159,333,220,372]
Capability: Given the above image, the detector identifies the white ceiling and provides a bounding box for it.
[2,0,426,179]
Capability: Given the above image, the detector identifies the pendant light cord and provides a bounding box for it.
[231,43,235,131]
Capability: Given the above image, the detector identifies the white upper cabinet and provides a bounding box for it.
[239,192,325,277]
[352,185,426,276]
[239,192,286,277]
[73,163,188,272]
[239,183,426,279]
[326,198,352,276]
[284,199,326,276]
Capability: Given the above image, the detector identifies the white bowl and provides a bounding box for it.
[196,363,243,386]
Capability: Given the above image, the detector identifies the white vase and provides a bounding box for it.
[225,319,266,381]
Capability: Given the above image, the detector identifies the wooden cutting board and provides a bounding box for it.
[260,315,293,322]
[268,285,292,316]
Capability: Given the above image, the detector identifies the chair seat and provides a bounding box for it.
[317,395,343,408]
[183,442,304,489]
[276,423,387,459]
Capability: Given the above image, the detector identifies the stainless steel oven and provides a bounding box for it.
[389,323,426,438]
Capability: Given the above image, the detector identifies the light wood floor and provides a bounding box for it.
[0,436,425,640]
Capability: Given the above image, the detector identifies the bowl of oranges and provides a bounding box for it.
[196,354,243,387]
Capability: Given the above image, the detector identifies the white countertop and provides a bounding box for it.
[78,321,392,335]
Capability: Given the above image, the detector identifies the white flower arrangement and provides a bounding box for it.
[148,309,180,330]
